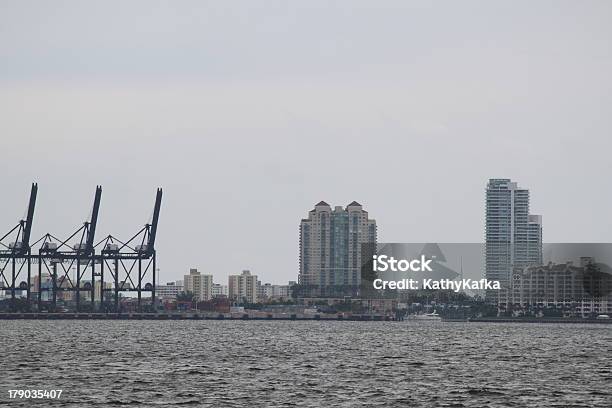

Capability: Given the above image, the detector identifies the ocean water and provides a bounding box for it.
[1,320,611,407]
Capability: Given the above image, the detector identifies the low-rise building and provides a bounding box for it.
[258,282,294,302]
[212,283,228,298]
[502,258,612,316]
[157,280,184,300]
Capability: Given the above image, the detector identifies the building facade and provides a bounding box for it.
[527,214,543,265]
[212,283,228,298]
[503,258,612,316]
[184,269,213,301]
[95,281,112,302]
[258,282,293,301]
[31,272,52,301]
[485,179,542,300]
[157,280,184,300]
[299,201,377,296]
[228,270,258,304]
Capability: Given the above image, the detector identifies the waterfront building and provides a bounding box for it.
[57,276,73,302]
[212,283,228,298]
[299,201,377,296]
[157,280,184,300]
[228,270,258,304]
[503,258,612,316]
[527,215,543,266]
[485,179,542,299]
[258,282,294,301]
[95,280,112,302]
[184,269,213,301]
[258,282,270,300]
[31,272,52,301]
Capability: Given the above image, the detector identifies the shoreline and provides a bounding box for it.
[0,312,394,321]
[445,317,612,324]
[1,313,611,324]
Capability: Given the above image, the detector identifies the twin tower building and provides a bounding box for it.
[299,201,377,296]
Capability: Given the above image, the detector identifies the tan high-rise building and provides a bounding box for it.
[228,270,258,304]
[299,201,377,295]
[184,268,213,301]
[95,280,112,302]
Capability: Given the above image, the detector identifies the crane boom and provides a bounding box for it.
[86,186,102,254]
[147,188,162,253]
[20,182,37,255]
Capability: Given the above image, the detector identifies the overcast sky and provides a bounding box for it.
[1,1,611,284]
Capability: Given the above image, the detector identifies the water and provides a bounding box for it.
[1,320,611,407]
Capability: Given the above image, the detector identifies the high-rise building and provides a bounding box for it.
[95,280,112,302]
[228,270,258,304]
[527,214,543,265]
[184,269,213,301]
[299,201,377,296]
[485,179,543,298]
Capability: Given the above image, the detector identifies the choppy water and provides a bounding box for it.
[1,320,611,407]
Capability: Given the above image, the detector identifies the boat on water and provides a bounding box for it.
[407,310,442,321]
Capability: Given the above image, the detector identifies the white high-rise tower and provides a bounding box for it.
[485,179,542,299]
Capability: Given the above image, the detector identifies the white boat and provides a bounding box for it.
[408,310,441,321]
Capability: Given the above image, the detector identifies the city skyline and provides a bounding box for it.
[2,3,611,407]
[1,176,611,286]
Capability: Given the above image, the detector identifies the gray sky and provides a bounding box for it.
[1,1,611,285]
